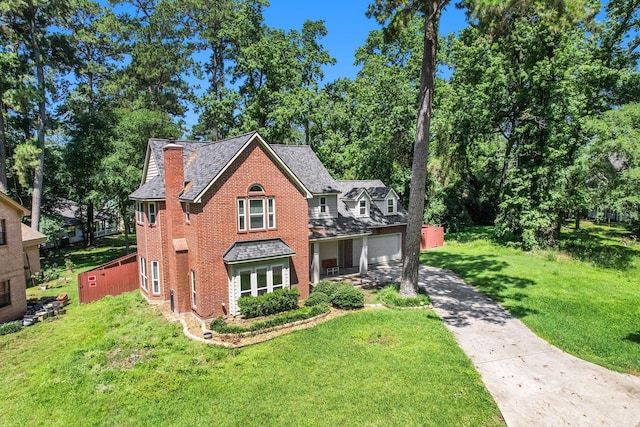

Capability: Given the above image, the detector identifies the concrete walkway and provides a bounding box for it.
[368,262,640,427]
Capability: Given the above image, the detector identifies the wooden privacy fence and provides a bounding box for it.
[78,252,139,304]
[420,225,444,250]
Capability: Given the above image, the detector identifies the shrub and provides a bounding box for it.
[209,317,247,334]
[311,281,342,298]
[209,304,330,334]
[237,288,300,319]
[377,284,430,308]
[331,285,364,310]
[312,281,365,310]
[0,321,22,336]
[305,291,330,307]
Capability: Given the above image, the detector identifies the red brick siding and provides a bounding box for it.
[135,139,311,319]
[190,141,309,319]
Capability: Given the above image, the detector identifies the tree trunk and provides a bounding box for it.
[30,11,46,231]
[86,201,95,247]
[399,1,442,297]
[0,100,7,193]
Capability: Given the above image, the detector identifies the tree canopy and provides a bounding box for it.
[0,0,638,255]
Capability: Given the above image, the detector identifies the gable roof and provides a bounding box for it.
[0,192,29,216]
[309,180,408,240]
[130,132,313,202]
[269,145,341,194]
[22,223,47,247]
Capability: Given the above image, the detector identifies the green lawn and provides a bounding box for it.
[1,238,502,426]
[27,234,135,303]
[422,222,640,374]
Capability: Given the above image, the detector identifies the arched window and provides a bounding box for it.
[248,184,264,193]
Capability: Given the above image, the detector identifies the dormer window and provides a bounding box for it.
[358,199,368,217]
[320,197,327,213]
[386,198,395,214]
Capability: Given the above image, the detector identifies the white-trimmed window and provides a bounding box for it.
[236,262,288,300]
[249,199,265,230]
[239,270,251,298]
[238,199,246,231]
[358,199,368,217]
[386,198,395,214]
[139,257,148,291]
[272,265,284,291]
[185,203,190,223]
[267,198,275,229]
[136,202,144,224]
[319,197,327,214]
[151,261,160,294]
[190,270,196,307]
[148,202,156,225]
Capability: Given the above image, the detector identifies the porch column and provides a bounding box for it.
[359,236,368,277]
[312,242,320,284]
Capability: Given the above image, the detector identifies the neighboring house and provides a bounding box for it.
[45,201,121,248]
[22,224,47,284]
[129,131,407,320]
[0,192,46,323]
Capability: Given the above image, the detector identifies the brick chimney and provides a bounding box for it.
[163,143,185,239]
[163,143,190,313]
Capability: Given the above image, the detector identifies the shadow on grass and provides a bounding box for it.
[420,251,537,323]
[624,331,640,344]
[42,234,136,271]
[557,226,639,270]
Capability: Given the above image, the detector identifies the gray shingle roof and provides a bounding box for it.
[182,132,257,201]
[222,238,295,263]
[129,175,165,200]
[270,145,341,194]
[367,187,392,200]
[129,132,257,201]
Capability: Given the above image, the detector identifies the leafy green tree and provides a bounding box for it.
[368,0,450,296]
[586,104,640,234]
[101,108,181,252]
[0,0,74,229]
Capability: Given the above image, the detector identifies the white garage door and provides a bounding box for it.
[368,233,402,264]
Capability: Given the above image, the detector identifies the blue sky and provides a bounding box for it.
[182,1,468,129]
[263,0,468,83]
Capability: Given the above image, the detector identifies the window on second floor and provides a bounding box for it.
[267,198,275,228]
[386,198,395,214]
[320,197,327,214]
[0,219,6,245]
[136,202,144,224]
[249,199,264,230]
[148,202,157,225]
[358,199,368,217]
[238,195,276,232]
[184,203,190,223]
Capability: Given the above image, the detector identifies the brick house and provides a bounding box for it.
[0,192,46,323]
[130,131,407,320]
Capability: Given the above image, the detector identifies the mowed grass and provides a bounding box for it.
[421,222,640,374]
[27,234,135,303]
[1,291,502,425]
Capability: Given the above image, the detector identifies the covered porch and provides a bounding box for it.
[309,234,370,284]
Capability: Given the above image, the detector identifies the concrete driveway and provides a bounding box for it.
[368,262,640,427]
